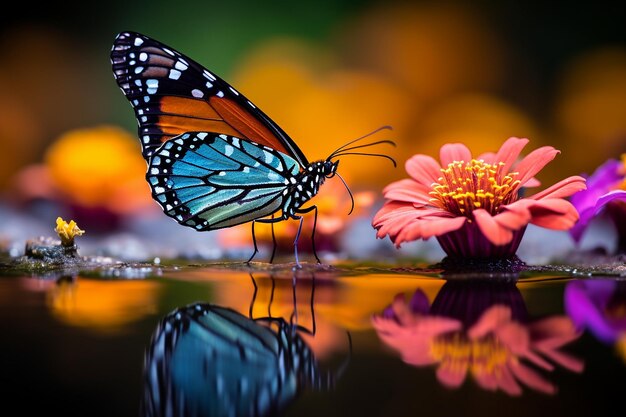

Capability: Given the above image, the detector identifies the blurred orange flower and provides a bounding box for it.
[554,48,626,176]
[44,125,153,214]
[231,38,412,189]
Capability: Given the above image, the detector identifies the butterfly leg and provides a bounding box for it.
[247,220,260,264]
[269,214,277,264]
[252,216,286,264]
[295,205,321,264]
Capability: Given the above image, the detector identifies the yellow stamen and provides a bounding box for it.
[429,159,521,217]
[431,333,510,376]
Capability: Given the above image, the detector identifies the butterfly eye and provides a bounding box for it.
[325,160,339,178]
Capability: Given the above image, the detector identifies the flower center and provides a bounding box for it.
[429,159,521,217]
[431,333,510,376]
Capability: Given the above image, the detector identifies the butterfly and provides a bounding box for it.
[110,31,394,266]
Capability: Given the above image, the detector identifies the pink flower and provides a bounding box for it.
[373,137,587,258]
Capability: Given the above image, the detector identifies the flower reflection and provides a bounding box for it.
[565,280,626,363]
[48,277,159,333]
[373,281,583,395]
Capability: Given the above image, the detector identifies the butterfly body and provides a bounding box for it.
[111,31,393,265]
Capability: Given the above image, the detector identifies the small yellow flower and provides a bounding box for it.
[54,217,85,246]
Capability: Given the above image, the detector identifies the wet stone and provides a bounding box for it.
[24,236,80,261]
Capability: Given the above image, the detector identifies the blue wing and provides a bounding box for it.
[142,304,308,417]
[147,132,300,230]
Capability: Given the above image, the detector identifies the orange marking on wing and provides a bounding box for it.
[160,97,221,120]
[209,97,290,155]
[157,115,240,137]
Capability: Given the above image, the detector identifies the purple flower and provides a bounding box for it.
[570,157,626,251]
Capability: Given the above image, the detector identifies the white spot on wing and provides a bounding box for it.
[175,61,188,71]
[134,37,144,46]
[169,69,181,80]
[192,89,204,98]
[224,145,234,157]
[229,87,239,96]
[216,91,224,98]
[139,52,148,61]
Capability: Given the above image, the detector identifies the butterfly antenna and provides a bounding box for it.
[328,125,393,159]
[332,139,396,154]
[333,151,397,167]
[335,172,355,215]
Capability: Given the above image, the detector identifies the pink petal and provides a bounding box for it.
[383,179,434,206]
[512,146,560,185]
[394,215,467,243]
[436,362,468,388]
[494,137,530,174]
[473,209,514,245]
[495,322,531,356]
[528,199,580,229]
[476,151,496,164]
[528,176,587,201]
[473,369,499,391]
[493,206,533,230]
[535,346,585,373]
[372,201,412,227]
[530,316,578,341]
[405,154,442,187]
[510,362,556,395]
[497,365,523,396]
[374,205,422,241]
[521,350,555,371]
[523,177,541,188]
[468,305,513,339]
[373,203,459,244]
[440,143,472,166]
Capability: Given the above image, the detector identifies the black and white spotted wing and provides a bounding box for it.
[148,132,301,231]
[111,31,309,166]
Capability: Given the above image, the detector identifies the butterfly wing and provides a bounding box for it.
[111,31,309,167]
[148,132,300,230]
[142,303,301,417]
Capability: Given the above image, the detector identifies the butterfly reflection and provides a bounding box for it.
[142,273,346,417]
[373,280,584,396]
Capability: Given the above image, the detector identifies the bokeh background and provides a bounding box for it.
[1,0,625,261]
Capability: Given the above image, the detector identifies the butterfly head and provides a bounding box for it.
[323,159,340,179]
